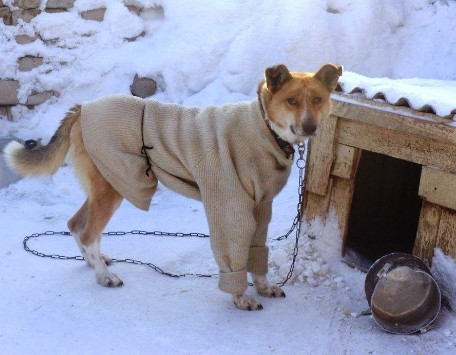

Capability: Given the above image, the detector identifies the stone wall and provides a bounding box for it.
[0,0,157,120]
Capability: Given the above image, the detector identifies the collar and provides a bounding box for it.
[257,95,295,159]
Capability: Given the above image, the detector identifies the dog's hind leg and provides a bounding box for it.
[68,120,123,286]
[68,199,114,267]
[79,182,123,287]
[68,199,91,265]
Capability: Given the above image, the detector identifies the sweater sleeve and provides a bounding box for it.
[247,200,272,275]
[195,150,257,295]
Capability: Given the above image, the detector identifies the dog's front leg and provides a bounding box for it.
[249,201,286,298]
[202,189,263,310]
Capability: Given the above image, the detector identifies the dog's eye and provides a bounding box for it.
[312,97,322,104]
[287,98,298,106]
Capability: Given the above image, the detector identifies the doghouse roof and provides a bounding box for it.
[337,72,456,120]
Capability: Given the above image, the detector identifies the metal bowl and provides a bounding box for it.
[365,253,441,334]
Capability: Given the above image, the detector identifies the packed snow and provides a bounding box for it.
[1,0,456,354]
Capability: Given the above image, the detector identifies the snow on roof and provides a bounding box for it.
[337,72,456,120]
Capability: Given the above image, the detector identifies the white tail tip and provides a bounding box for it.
[3,140,24,173]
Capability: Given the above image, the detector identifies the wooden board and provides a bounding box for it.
[330,177,356,254]
[305,114,337,196]
[413,202,442,262]
[419,167,456,211]
[336,117,456,174]
[436,209,456,259]
[331,144,361,180]
[303,179,333,223]
[332,94,456,143]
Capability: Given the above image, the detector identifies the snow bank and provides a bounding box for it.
[2,0,456,138]
[432,249,456,310]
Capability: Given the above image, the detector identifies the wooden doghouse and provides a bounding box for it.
[303,93,456,265]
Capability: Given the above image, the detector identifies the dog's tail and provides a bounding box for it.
[4,105,81,177]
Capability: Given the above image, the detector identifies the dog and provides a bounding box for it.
[4,64,342,310]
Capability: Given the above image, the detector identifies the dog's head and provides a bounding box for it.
[258,63,343,144]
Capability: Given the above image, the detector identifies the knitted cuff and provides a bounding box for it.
[247,246,269,275]
[218,269,248,294]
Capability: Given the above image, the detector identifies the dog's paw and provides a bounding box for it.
[233,294,263,311]
[96,272,124,287]
[256,284,286,298]
[253,275,286,298]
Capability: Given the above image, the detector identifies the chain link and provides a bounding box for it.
[22,142,306,286]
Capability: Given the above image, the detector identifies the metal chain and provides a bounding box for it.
[275,141,306,286]
[22,142,307,286]
[23,230,217,279]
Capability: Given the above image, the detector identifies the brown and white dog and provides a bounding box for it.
[4,64,342,310]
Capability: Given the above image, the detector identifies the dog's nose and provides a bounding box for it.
[302,121,317,136]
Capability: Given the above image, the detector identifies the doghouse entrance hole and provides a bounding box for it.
[344,150,422,267]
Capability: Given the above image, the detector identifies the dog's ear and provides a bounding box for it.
[265,64,292,93]
[314,64,343,92]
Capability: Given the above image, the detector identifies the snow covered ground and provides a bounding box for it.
[1,0,456,354]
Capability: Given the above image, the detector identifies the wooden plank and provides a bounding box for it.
[332,94,456,144]
[305,114,337,196]
[436,209,456,259]
[419,167,456,211]
[336,117,456,174]
[330,177,356,253]
[303,179,333,223]
[413,202,442,262]
[331,144,361,180]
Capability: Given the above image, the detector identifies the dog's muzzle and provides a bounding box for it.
[291,122,317,137]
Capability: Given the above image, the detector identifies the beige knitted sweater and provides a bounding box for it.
[81,95,293,294]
